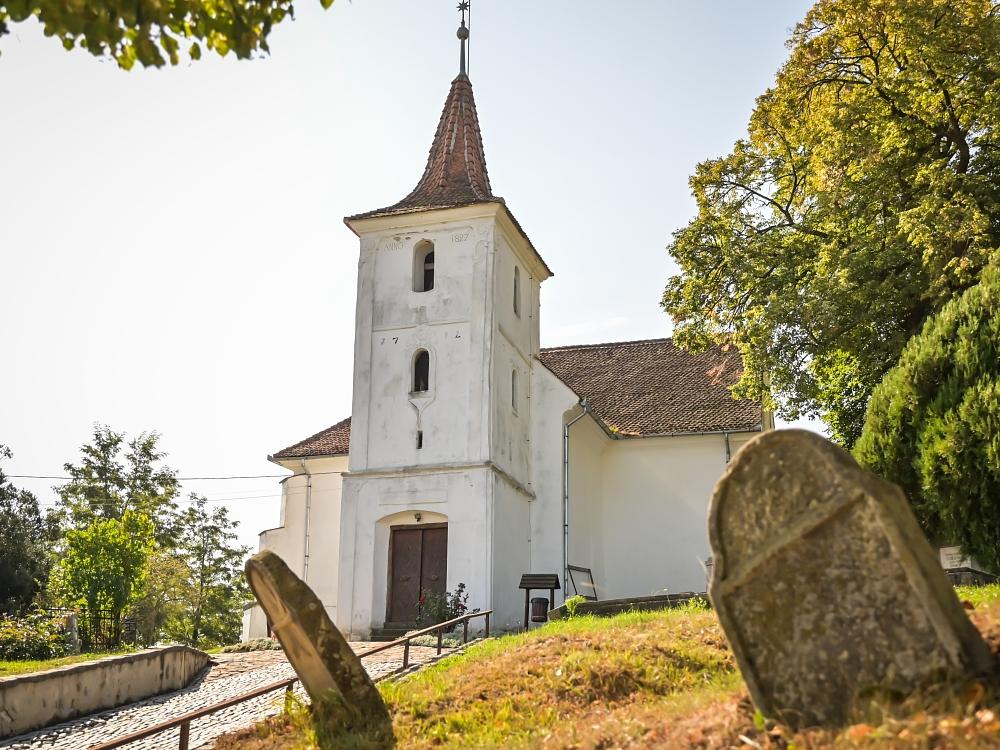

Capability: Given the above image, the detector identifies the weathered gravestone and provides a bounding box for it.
[245,550,392,736]
[709,429,993,728]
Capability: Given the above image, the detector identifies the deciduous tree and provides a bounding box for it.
[56,425,179,546]
[663,0,1000,445]
[52,510,155,647]
[0,445,55,615]
[0,0,334,69]
[168,495,249,649]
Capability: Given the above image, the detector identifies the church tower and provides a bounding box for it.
[336,6,553,638]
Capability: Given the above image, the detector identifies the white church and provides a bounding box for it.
[242,15,770,641]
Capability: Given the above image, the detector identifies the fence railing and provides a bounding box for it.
[88,608,493,750]
[358,608,492,671]
[89,677,298,750]
[45,608,137,651]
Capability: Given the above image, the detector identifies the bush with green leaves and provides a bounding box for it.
[563,595,588,617]
[0,612,71,660]
[417,582,474,629]
[855,262,1000,571]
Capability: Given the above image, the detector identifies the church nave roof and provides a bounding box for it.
[270,339,763,460]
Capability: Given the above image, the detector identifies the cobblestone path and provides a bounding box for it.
[0,644,445,750]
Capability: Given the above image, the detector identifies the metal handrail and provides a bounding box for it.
[89,676,298,750]
[87,608,494,750]
[358,609,493,665]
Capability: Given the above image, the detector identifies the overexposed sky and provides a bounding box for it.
[1,1,815,551]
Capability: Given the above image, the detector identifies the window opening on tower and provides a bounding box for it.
[413,350,430,393]
[513,266,521,317]
[414,241,435,292]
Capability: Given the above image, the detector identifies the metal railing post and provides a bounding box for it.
[178,720,190,750]
[403,640,410,669]
[436,630,443,655]
[463,618,469,644]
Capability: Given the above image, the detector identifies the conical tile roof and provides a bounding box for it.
[348,73,500,220]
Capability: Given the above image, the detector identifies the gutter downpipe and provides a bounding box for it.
[300,459,313,581]
[563,398,590,597]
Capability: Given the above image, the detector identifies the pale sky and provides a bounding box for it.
[1,1,817,552]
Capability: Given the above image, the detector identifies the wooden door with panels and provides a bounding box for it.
[387,523,448,625]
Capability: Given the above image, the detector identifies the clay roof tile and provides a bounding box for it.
[348,74,498,221]
[271,339,762,460]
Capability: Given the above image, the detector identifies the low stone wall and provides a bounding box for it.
[548,592,708,620]
[0,645,210,739]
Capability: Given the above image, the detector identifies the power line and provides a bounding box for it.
[9,473,284,481]
[8,471,344,481]
[36,492,285,509]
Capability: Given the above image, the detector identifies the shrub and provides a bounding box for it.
[0,612,72,660]
[564,595,588,617]
[855,262,1000,571]
[417,582,475,629]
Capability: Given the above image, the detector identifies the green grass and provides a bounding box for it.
[0,652,127,678]
[217,586,1000,750]
[955,582,1000,608]
[219,603,738,750]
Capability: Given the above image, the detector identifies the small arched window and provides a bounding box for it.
[413,350,430,393]
[413,241,435,292]
[513,266,521,317]
[511,369,518,411]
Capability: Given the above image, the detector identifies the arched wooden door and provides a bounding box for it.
[386,523,448,625]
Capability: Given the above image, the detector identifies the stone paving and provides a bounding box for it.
[0,643,447,750]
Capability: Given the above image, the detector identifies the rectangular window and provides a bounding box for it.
[416,430,424,449]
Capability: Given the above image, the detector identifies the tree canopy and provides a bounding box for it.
[168,495,250,648]
[51,510,155,646]
[0,0,333,69]
[56,425,179,546]
[663,0,1000,445]
[854,262,1000,570]
[0,446,55,615]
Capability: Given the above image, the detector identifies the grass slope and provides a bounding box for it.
[0,652,124,678]
[218,586,1000,749]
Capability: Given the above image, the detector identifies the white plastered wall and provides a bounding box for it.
[527,364,578,599]
[559,421,764,602]
[490,474,533,632]
[242,455,347,640]
[337,467,494,639]
[597,434,728,597]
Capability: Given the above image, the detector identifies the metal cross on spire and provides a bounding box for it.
[457,1,470,76]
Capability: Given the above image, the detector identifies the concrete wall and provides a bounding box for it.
[0,646,209,739]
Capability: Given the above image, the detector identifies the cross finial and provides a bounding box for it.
[457,1,470,76]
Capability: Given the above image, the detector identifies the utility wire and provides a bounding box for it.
[9,470,344,481]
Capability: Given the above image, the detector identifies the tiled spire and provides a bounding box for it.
[347,5,499,221]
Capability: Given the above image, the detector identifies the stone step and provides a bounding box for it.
[368,624,415,642]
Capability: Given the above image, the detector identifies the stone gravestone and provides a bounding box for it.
[709,429,993,728]
[244,550,391,735]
